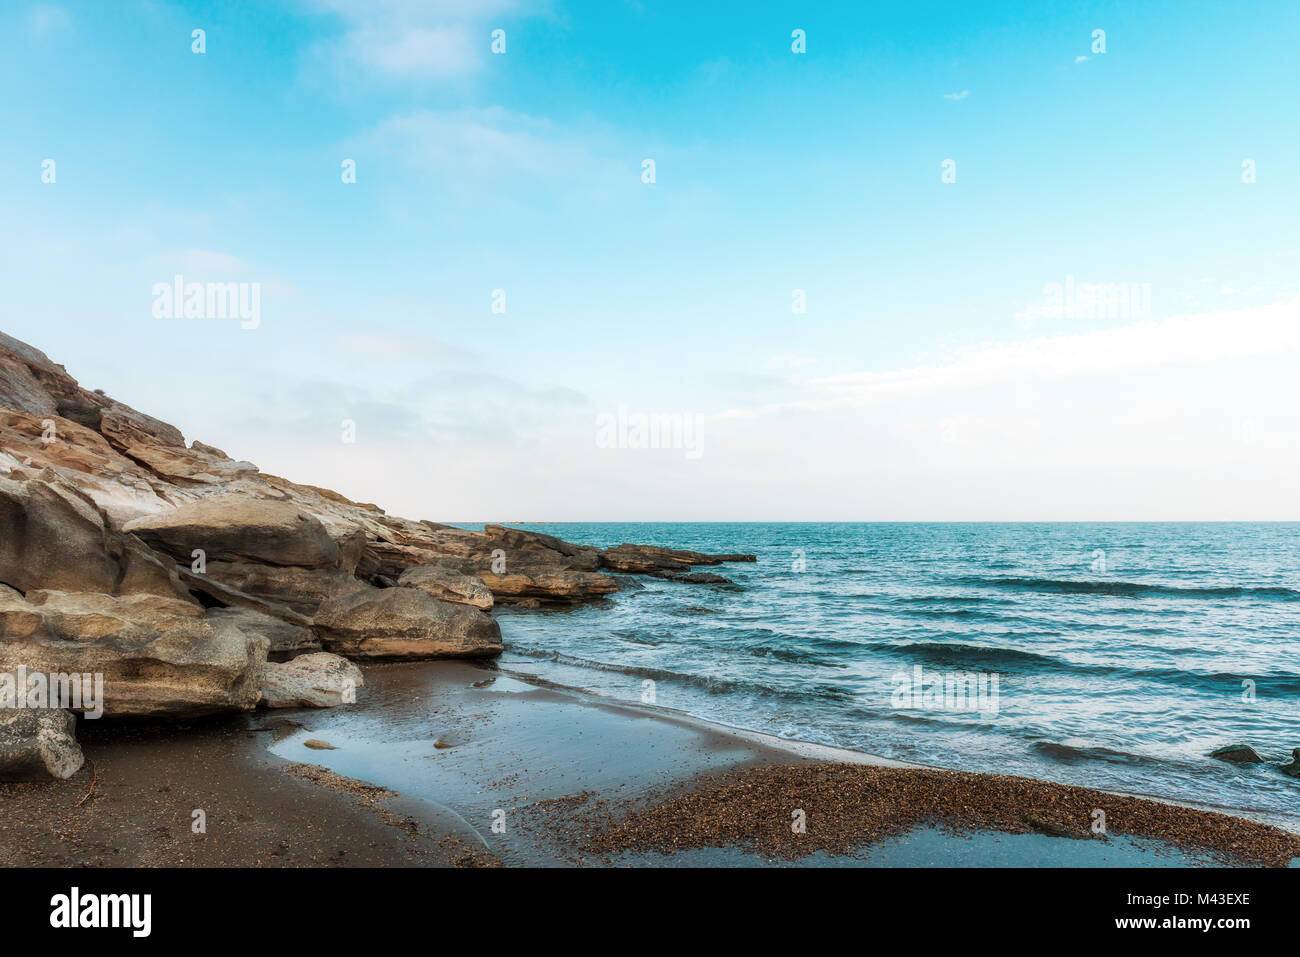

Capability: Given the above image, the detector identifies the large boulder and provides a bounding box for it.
[261,652,363,708]
[0,708,84,781]
[397,565,494,610]
[313,586,503,660]
[124,496,341,568]
[0,473,190,599]
[0,588,269,717]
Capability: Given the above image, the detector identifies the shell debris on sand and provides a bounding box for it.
[528,762,1300,867]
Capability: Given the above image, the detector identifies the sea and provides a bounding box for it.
[472,522,1300,827]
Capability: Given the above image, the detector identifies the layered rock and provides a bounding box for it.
[124,494,367,630]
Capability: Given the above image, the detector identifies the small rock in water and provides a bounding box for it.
[1209,744,1265,763]
[471,677,496,688]
[433,737,455,749]
[1278,748,1300,778]
[303,739,337,751]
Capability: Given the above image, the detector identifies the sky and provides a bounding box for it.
[1,0,1298,521]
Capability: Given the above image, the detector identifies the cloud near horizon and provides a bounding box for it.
[716,296,1300,421]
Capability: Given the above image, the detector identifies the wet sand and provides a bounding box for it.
[3,659,1296,867]
[0,715,496,867]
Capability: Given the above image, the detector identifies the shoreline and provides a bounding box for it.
[494,663,1300,835]
[8,659,1294,868]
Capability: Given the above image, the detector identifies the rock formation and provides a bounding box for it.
[0,331,755,773]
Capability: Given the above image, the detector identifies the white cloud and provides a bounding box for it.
[1075,55,1089,64]
[718,297,1300,420]
[301,0,542,83]
[943,90,970,101]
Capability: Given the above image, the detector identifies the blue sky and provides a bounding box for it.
[2,0,1298,520]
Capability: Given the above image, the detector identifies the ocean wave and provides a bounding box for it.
[873,640,1060,669]
[505,647,856,702]
[887,593,1020,605]
[869,640,1300,694]
[873,606,1016,623]
[954,575,1300,600]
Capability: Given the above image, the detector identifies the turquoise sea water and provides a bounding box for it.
[472,523,1300,827]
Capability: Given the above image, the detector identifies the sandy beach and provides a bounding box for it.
[6,659,1297,868]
